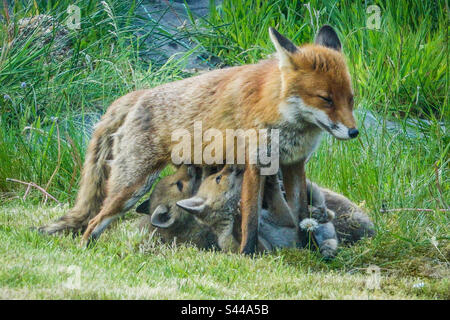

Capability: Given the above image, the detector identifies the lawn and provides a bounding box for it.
[0,0,448,299]
[0,204,448,299]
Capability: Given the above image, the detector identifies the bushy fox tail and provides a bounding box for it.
[39,103,129,235]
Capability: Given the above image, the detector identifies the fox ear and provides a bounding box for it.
[315,25,341,51]
[136,199,150,214]
[269,27,298,69]
[176,197,206,216]
[151,205,175,228]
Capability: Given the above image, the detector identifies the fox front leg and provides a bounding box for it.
[313,222,338,260]
[281,161,309,226]
[240,163,265,255]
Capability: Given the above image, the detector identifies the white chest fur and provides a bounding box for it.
[274,96,324,165]
[276,121,323,165]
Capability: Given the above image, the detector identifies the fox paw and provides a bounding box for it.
[319,239,338,260]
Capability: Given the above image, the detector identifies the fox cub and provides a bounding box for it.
[138,165,375,258]
[136,165,219,250]
[177,165,339,257]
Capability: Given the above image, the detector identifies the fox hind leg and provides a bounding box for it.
[87,171,161,244]
[81,142,166,246]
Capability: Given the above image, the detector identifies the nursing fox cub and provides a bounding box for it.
[137,165,375,258]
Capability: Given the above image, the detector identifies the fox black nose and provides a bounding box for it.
[348,128,359,139]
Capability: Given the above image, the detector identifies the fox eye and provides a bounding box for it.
[318,95,333,106]
[216,175,222,184]
[176,180,183,192]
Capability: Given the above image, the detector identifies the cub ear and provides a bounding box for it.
[151,205,175,228]
[176,197,206,216]
[315,25,341,51]
[269,27,298,69]
[136,199,150,214]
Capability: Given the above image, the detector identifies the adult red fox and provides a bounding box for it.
[40,25,358,254]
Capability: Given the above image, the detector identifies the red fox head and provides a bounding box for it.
[270,25,358,140]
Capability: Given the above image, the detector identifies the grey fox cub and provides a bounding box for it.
[138,165,375,257]
[177,166,337,257]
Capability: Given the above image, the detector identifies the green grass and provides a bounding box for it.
[0,0,190,199]
[1,120,448,299]
[0,203,448,299]
[0,0,449,299]
[191,0,447,119]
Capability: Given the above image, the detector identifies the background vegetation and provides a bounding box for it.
[0,0,448,299]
